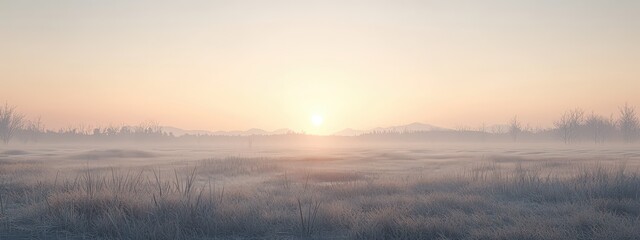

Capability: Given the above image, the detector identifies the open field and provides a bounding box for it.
[1,143,639,239]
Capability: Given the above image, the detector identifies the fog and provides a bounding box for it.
[2,1,640,239]
[0,135,638,239]
[1,101,640,239]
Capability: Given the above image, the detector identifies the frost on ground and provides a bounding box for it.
[0,143,639,239]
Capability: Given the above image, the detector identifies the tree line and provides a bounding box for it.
[1,102,639,144]
[0,103,171,144]
[506,103,638,143]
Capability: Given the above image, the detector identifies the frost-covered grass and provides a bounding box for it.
[0,145,639,239]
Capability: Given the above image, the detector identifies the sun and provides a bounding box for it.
[311,114,324,126]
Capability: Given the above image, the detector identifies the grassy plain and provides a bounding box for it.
[1,143,639,239]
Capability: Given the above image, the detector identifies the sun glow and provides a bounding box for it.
[311,114,324,126]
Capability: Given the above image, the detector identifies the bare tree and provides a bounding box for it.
[478,122,488,142]
[0,103,25,144]
[490,125,505,134]
[21,117,44,143]
[104,124,119,136]
[509,116,521,142]
[585,113,614,144]
[618,103,639,143]
[554,108,584,144]
[456,125,470,132]
[135,121,162,134]
[93,127,103,136]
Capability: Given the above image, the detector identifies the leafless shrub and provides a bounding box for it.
[508,115,521,142]
[585,113,615,144]
[0,104,25,144]
[618,103,639,143]
[555,108,584,144]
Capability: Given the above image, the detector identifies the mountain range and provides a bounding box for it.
[333,122,450,136]
[162,122,451,137]
[161,126,295,137]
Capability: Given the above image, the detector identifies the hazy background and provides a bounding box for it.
[1,0,639,134]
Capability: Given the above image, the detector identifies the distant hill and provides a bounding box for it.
[162,126,295,137]
[161,127,215,136]
[333,128,366,136]
[372,122,449,133]
[164,122,450,137]
[333,122,451,136]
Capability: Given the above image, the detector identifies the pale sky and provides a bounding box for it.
[1,0,639,134]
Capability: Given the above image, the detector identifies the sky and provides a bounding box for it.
[1,0,639,134]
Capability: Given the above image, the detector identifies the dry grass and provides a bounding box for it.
[0,146,639,239]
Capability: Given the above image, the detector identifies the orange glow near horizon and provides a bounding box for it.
[1,1,639,135]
